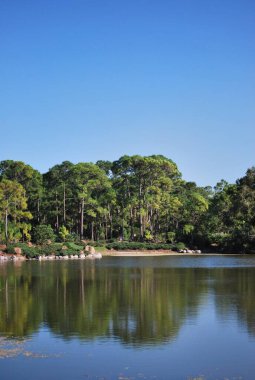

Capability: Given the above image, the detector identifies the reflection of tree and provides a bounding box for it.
[0,262,206,345]
[44,265,209,346]
[0,262,43,337]
[110,267,206,346]
[213,268,255,336]
[0,262,255,345]
[45,262,114,339]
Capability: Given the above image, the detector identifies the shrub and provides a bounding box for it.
[87,240,106,247]
[22,246,39,258]
[64,242,83,251]
[167,232,176,243]
[58,226,70,242]
[59,249,78,257]
[6,244,17,254]
[33,225,56,245]
[105,242,175,251]
[38,244,62,256]
[6,243,41,256]
[50,243,63,251]
[173,242,186,251]
[66,232,80,243]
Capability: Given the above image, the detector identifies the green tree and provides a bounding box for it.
[42,161,74,230]
[112,155,181,241]
[0,179,32,241]
[0,160,43,223]
[68,163,111,240]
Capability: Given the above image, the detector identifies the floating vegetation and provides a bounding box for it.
[0,337,60,359]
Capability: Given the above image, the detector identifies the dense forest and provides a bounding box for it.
[0,155,254,252]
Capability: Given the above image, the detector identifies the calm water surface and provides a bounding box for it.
[0,255,255,380]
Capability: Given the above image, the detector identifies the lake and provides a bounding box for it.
[0,255,255,380]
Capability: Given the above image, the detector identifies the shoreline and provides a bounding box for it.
[103,250,193,257]
[0,250,249,262]
[101,250,247,257]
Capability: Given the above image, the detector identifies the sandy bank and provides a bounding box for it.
[103,250,200,257]
[102,250,244,257]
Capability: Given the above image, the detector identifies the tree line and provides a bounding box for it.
[0,155,254,252]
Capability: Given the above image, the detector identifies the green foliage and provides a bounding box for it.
[33,224,56,245]
[5,243,39,258]
[59,249,80,256]
[6,244,17,254]
[58,226,69,242]
[144,230,153,241]
[106,242,175,251]
[0,179,32,241]
[167,232,176,243]
[38,244,62,256]
[1,157,254,253]
[87,240,107,247]
[70,233,81,243]
[183,224,194,235]
[50,243,63,251]
[0,160,43,223]
[174,242,187,251]
[64,242,83,251]
[0,222,22,242]
[23,247,39,258]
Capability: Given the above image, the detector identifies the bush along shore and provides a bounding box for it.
[0,240,202,262]
[0,242,103,261]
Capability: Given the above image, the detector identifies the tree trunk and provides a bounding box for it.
[108,205,113,239]
[122,212,124,241]
[80,198,84,239]
[91,221,94,241]
[14,201,17,224]
[130,208,134,241]
[105,216,108,240]
[5,209,8,241]
[37,198,40,223]
[139,179,143,239]
[56,192,59,230]
[63,183,66,223]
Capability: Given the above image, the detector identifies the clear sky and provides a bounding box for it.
[0,0,254,186]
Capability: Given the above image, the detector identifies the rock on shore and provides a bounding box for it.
[178,249,201,254]
[37,252,102,261]
[0,252,102,262]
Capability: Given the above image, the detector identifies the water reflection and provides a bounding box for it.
[0,259,255,346]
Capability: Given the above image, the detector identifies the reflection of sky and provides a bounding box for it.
[101,255,255,268]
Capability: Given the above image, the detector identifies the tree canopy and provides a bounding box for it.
[0,157,254,252]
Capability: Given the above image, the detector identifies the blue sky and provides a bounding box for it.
[0,0,254,186]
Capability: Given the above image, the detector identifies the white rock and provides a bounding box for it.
[0,256,7,261]
[88,246,96,254]
[93,252,102,259]
[86,254,95,259]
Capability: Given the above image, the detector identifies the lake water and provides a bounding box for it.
[0,255,255,380]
